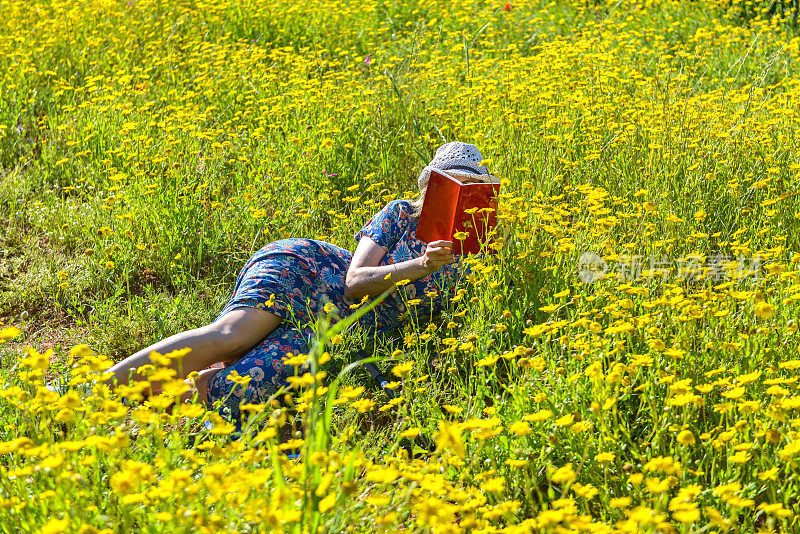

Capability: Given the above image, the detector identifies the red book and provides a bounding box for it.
[416,170,500,255]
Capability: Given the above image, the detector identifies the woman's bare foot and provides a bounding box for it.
[180,366,224,406]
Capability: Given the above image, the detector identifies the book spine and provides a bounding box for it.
[450,185,461,241]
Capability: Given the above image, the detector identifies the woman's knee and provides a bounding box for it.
[196,322,248,359]
[206,307,282,357]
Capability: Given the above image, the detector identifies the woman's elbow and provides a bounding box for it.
[344,285,358,300]
[343,273,360,300]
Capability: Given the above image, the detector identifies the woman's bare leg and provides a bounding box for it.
[106,307,282,389]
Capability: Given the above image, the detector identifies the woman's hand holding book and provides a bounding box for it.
[418,240,456,274]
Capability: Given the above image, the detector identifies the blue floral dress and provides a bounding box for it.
[206,200,464,422]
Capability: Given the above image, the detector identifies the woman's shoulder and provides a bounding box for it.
[382,198,414,211]
[380,199,415,221]
[356,199,416,245]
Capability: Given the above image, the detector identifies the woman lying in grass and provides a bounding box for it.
[107,141,499,422]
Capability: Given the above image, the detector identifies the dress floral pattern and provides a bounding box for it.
[206,200,464,423]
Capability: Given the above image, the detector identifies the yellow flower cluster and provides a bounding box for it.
[2,0,800,531]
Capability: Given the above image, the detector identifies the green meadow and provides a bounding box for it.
[1,0,800,531]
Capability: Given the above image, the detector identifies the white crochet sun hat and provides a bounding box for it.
[417,141,499,190]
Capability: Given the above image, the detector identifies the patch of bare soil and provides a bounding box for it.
[128,269,165,297]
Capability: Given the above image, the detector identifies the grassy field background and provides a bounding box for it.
[2,0,800,531]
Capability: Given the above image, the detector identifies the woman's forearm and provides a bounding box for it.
[344,257,433,300]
